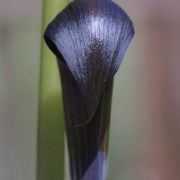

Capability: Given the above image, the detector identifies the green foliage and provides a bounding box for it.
[37,0,69,180]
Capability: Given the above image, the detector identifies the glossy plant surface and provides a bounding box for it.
[44,0,134,179]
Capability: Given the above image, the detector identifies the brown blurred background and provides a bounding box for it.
[0,0,180,180]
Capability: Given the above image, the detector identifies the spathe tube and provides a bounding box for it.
[44,0,134,179]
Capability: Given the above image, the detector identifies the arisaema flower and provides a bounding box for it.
[44,0,134,179]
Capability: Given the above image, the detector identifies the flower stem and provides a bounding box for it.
[37,0,69,180]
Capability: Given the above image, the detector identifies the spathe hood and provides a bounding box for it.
[44,0,134,125]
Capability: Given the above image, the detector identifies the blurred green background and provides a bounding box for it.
[1,0,180,180]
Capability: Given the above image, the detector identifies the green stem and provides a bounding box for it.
[37,0,69,180]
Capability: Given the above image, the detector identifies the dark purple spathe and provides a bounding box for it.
[44,0,134,179]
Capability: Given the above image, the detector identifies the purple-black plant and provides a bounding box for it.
[44,0,134,179]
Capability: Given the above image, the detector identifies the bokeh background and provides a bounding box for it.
[1,0,180,179]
